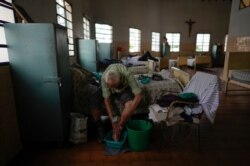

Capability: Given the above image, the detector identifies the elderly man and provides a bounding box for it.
[91,64,142,141]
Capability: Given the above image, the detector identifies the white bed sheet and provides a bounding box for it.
[121,56,148,66]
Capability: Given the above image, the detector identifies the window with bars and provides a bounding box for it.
[151,32,160,52]
[166,33,180,52]
[129,28,141,53]
[196,33,211,52]
[95,23,112,43]
[83,16,90,40]
[0,0,15,63]
[56,0,74,56]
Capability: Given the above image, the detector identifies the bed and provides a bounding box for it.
[223,52,250,94]
[120,55,149,66]
[168,56,188,70]
[187,55,211,71]
[128,65,149,75]
[119,50,174,69]
[134,74,182,104]
[132,67,191,114]
[118,50,151,67]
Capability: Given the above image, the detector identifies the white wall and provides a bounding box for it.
[228,0,250,37]
[160,0,231,43]
[14,0,57,23]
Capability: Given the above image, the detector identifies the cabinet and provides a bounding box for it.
[78,39,99,72]
[4,23,72,145]
[78,39,113,72]
[212,44,224,67]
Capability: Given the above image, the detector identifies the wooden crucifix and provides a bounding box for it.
[185,19,196,37]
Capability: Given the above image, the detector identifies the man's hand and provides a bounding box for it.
[112,122,122,141]
[104,98,122,141]
[112,124,122,141]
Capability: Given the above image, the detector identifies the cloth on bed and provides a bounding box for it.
[230,70,250,83]
[138,51,158,62]
[158,69,171,79]
[121,56,148,66]
[134,75,182,104]
[120,52,158,67]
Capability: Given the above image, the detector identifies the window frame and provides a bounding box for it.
[0,0,15,63]
[94,23,113,43]
[56,0,75,56]
[129,28,141,53]
[195,33,211,52]
[165,33,181,52]
[83,15,90,40]
[151,32,160,52]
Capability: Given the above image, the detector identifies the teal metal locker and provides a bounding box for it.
[4,23,72,145]
[99,43,113,62]
[78,39,99,72]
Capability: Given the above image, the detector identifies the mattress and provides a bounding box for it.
[134,75,182,104]
[187,58,195,67]
[230,70,250,83]
[128,66,149,75]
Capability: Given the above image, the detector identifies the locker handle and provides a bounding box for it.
[42,76,62,87]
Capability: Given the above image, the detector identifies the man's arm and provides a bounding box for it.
[119,92,142,127]
[104,97,122,141]
[118,69,143,126]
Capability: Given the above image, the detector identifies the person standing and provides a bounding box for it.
[161,36,171,58]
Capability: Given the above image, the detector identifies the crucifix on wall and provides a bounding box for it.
[185,19,196,37]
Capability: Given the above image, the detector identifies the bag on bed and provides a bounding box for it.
[139,51,158,62]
